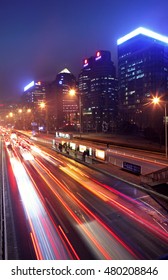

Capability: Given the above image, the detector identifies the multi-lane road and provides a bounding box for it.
[1,131,168,260]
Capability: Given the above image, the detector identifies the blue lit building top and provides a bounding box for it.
[117,27,168,45]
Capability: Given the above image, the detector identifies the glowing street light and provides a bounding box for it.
[69,89,76,96]
[69,88,82,134]
[39,102,48,133]
[152,96,160,105]
[152,96,167,158]
[18,108,31,114]
[39,102,46,109]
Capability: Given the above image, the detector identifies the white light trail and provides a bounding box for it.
[9,157,71,259]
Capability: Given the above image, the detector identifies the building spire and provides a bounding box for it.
[59,68,71,74]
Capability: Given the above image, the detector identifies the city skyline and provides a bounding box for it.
[1,0,168,102]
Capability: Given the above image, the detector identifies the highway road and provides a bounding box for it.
[1,133,168,259]
[1,132,168,260]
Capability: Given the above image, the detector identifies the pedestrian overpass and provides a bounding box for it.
[141,166,168,186]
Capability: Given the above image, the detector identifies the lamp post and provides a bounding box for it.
[69,89,82,134]
[152,97,167,158]
[39,102,49,133]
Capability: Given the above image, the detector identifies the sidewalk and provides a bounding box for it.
[74,132,165,153]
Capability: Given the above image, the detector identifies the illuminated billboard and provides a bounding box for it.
[117,27,168,45]
[70,142,76,150]
[79,145,87,153]
[95,149,105,160]
[24,81,35,91]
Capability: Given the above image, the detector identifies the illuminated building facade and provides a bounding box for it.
[22,81,48,131]
[117,27,168,129]
[48,68,79,130]
[22,81,46,105]
[78,50,118,132]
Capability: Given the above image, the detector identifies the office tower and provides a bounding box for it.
[48,68,79,130]
[117,27,168,130]
[22,81,48,131]
[22,81,47,105]
[78,50,118,132]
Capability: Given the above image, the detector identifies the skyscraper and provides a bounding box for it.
[49,68,78,130]
[21,81,48,131]
[117,27,168,129]
[78,50,118,132]
[22,80,46,105]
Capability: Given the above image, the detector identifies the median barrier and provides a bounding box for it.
[108,155,123,168]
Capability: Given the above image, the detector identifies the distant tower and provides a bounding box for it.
[78,50,118,132]
[55,68,77,129]
[22,80,46,106]
[22,81,48,131]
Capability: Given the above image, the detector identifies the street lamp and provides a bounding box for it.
[39,102,48,133]
[152,96,167,158]
[39,102,46,109]
[69,88,82,134]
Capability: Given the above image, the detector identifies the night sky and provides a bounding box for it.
[0,0,168,102]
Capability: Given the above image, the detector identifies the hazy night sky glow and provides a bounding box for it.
[0,0,168,102]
